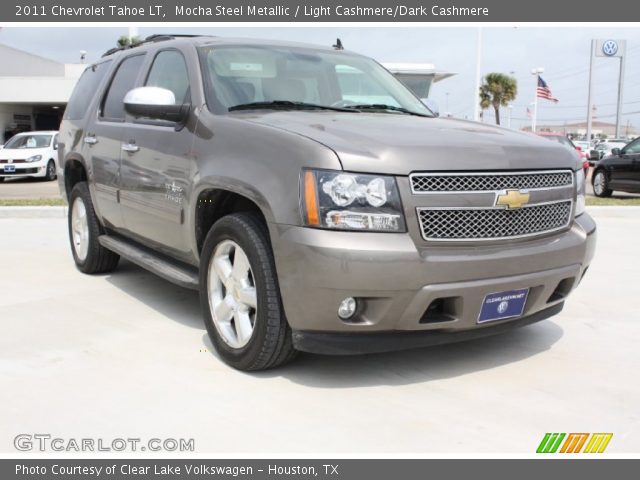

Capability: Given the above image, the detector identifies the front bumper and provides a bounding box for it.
[0,163,47,178]
[269,213,596,338]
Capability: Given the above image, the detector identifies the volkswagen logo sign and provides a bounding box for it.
[602,40,618,56]
[497,301,509,314]
[8,159,13,164]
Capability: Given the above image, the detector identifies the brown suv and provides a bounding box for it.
[58,35,596,370]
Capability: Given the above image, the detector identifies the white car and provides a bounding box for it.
[0,131,59,182]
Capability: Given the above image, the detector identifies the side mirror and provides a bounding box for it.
[611,148,621,156]
[421,98,440,117]
[123,87,189,123]
[53,143,58,150]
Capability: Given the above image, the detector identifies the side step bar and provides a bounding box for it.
[98,235,199,290]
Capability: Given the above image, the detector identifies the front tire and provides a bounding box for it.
[68,182,120,274]
[45,160,57,181]
[200,212,297,371]
[592,169,612,197]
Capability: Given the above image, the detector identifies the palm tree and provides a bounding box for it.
[116,35,142,48]
[479,73,517,125]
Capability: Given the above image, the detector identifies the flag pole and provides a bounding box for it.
[531,67,544,133]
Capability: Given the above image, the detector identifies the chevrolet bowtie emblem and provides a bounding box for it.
[496,189,530,209]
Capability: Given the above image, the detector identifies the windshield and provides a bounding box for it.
[4,134,52,149]
[198,45,432,116]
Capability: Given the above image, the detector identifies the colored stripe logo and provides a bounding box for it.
[537,433,613,453]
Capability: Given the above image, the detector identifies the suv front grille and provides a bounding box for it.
[410,170,573,193]
[417,201,572,241]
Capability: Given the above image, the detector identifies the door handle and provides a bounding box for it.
[121,143,140,153]
[84,135,98,145]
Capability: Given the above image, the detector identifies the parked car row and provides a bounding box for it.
[588,139,628,165]
[0,131,59,182]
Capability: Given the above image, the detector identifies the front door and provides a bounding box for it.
[118,48,195,261]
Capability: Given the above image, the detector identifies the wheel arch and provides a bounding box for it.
[63,156,88,200]
[193,186,273,256]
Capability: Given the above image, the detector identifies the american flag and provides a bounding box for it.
[537,76,559,103]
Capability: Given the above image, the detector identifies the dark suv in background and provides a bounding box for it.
[58,35,596,370]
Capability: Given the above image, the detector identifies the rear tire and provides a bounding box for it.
[68,182,120,274]
[592,169,612,198]
[199,212,297,371]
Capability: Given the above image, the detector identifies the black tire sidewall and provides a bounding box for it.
[199,214,285,370]
[68,183,103,271]
[592,170,611,197]
[46,160,56,181]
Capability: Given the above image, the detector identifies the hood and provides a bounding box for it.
[0,147,49,160]
[240,112,580,174]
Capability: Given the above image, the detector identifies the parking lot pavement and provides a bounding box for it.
[0,208,638,453]
[0,177,60,199]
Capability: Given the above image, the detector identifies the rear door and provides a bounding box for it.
[118,47,195,261]
[87,53,147,230]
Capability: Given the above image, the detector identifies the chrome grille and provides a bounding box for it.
[417,201,572,241]
[411,170,573,193]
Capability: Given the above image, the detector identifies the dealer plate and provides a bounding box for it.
[478,288,529,323]
[3,165,16,173]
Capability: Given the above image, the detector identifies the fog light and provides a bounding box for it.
[338,297,357,319]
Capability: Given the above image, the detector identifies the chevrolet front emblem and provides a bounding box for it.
[495,189,530,210]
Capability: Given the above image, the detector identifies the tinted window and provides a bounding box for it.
[146,50,190,104]
[102,54,146,120]
[64,61,112,120]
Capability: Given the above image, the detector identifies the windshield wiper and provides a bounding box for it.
[344,104,431,117]
[228,101,356,113]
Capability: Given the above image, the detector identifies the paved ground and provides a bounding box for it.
[0,177,60,199]
[0,208,638,454]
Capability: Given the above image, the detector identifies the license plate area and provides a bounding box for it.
[478,288,529,323]
[3,165,16,173]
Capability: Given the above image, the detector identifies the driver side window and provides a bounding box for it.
[145,50,191,104]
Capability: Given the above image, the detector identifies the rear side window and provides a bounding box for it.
[145,50,191,104]
[101,54,146,120]
[63,61,112,120]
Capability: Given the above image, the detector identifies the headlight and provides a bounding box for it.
[575,168,586,216]
[301,169,406,232]
[26,155,42,163]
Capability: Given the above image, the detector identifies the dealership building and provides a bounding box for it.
[0,43,83,143]
[0,43,452,144]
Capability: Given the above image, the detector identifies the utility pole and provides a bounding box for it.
[586,40,596,143]
[473,28,482,122]
[615,48,626,138]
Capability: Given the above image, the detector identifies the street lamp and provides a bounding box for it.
[530,67,544,133]
[507,104,513,129]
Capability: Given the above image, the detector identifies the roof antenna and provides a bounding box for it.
[333,38,344,50]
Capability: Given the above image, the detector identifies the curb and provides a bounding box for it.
[0,206,67,218]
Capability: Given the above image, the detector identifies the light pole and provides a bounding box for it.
[507,104,513,129]
[531,67,544,133]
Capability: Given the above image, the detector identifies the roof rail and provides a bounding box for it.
[101,34,213,57]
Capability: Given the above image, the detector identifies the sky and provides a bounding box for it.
[1,26,639,132]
